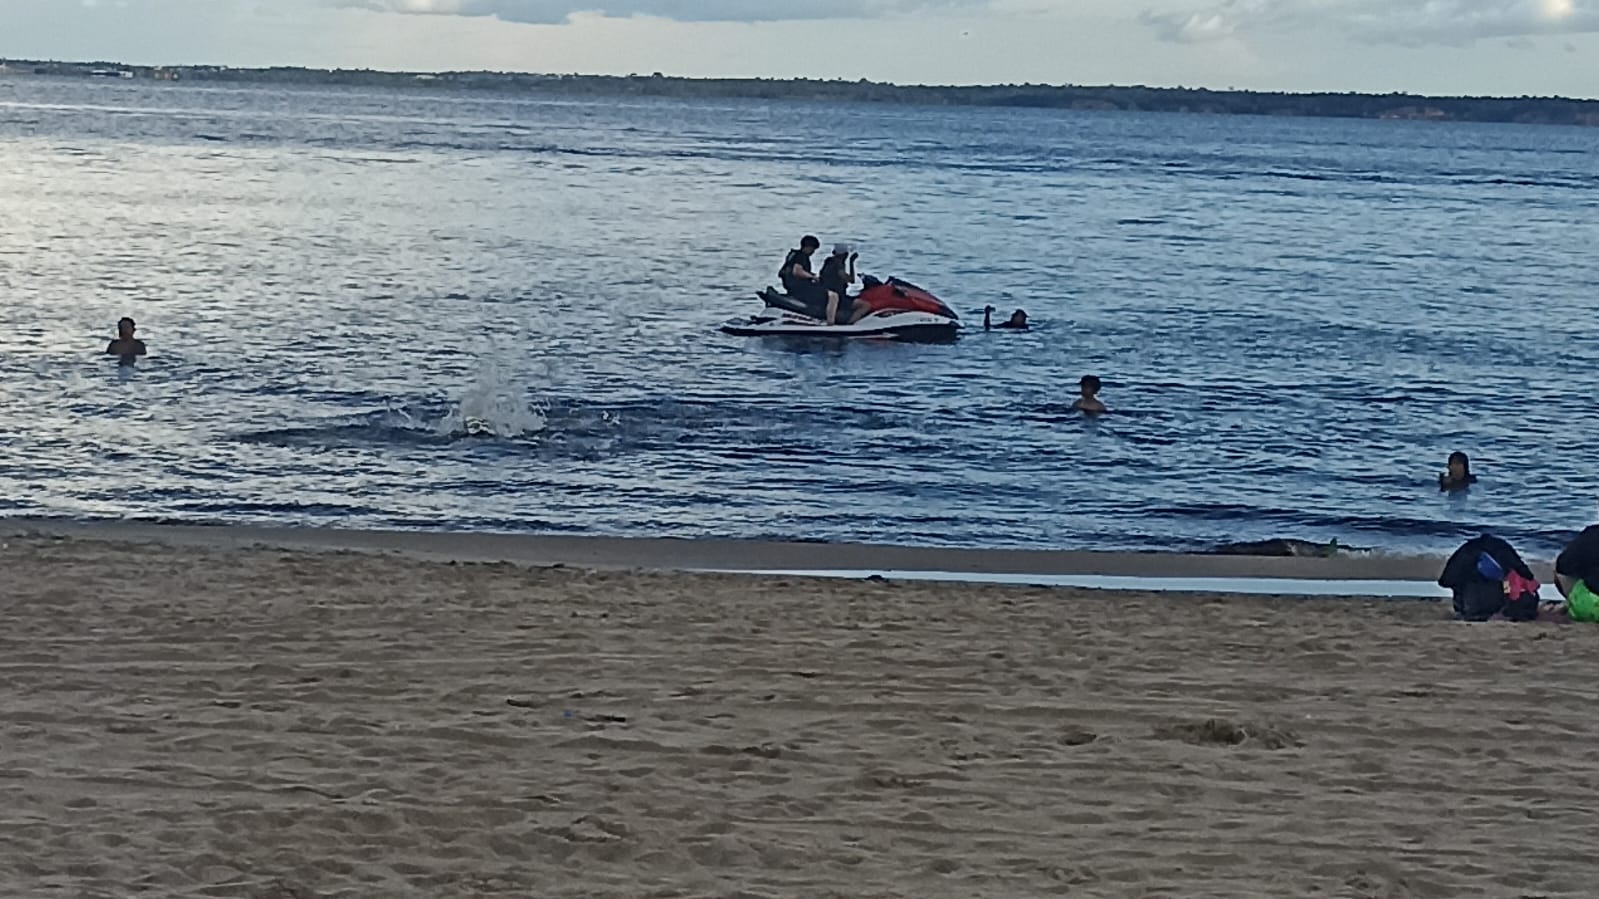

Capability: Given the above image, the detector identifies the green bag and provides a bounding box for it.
[1568,580,1599,623]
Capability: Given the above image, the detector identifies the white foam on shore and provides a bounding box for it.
[706,569,1567,601]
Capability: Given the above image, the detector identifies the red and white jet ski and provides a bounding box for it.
[721,276,959,343]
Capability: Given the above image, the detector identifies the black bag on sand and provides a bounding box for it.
[1438,534,1540,622]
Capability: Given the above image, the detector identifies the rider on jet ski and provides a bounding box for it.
[819,244,869,325]
[780,235,830,316]
[780,236,868,325]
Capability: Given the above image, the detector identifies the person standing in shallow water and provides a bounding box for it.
[1072,375,1107,415]
[105,317,146,366]
[1439,452,1477,492]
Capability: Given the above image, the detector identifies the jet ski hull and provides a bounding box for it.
[724,281,960,343]
[721,309,959,343]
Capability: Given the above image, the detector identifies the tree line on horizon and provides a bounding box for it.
[7,59,1599,127]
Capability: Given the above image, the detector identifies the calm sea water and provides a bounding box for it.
[2,77,1596,555]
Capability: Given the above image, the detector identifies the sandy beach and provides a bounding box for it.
[2,525,1596,898]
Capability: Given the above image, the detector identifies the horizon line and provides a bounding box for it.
[6,57,1599,105]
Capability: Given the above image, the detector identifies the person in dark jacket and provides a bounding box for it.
[1555,524,1599,622]
[777,235,825,300]
[1437,534,1540,622]
[779,235,835,320]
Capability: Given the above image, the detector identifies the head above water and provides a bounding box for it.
[117,317,136,339]
[799,235,820,253]
[1447,451,1472,479]
[1007,309,1028,327]
[1080,375,1102,396]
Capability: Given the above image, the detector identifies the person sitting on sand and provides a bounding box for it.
[1072,375,1107,415]
[983,307,1029,331]
[1555,523,1599,622]
[1439,451,1477,492]
[105,317,147,366]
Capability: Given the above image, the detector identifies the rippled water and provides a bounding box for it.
[2,77,1596,554]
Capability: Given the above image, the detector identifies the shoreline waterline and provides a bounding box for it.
[693,568,1567,601]
[0,518,1551,594]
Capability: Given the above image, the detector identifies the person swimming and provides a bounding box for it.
[105,317,147,366]
[982,306,1029,331]
[1439,451,1477,492]
[1072,375,1107,415]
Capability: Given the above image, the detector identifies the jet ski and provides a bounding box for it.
[720,276,959,343]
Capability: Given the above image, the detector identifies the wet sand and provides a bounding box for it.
[1,526,1594,898]
[0,518,1529,581]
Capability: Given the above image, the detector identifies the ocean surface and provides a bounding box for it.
[2,76,1596,556]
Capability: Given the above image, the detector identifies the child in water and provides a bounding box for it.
[1072,375,1107,415]
[1439,451,1477,492]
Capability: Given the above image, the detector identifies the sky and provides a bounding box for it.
[3,0,1599,97]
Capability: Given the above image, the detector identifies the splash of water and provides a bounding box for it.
[435,364,547,439]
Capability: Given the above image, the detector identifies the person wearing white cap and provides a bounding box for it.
[818,243,864,325]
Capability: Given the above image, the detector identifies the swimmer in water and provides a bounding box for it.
[982,307,1029,331]
[105,317,147,366]
[1439,451,1477,492]
[1072,374,1107,415]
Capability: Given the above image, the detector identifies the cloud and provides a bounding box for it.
[1139,8,1241,43]
[327,0,981,24]
[1142,0,1599,46]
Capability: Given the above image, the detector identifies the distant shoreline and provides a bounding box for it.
[4,57,1599,128]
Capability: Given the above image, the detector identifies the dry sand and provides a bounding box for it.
[1,530,1596,898]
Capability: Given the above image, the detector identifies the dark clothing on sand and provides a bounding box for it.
[1438,534,1539,622]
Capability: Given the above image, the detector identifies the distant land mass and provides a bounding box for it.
[5,58,1599,128]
